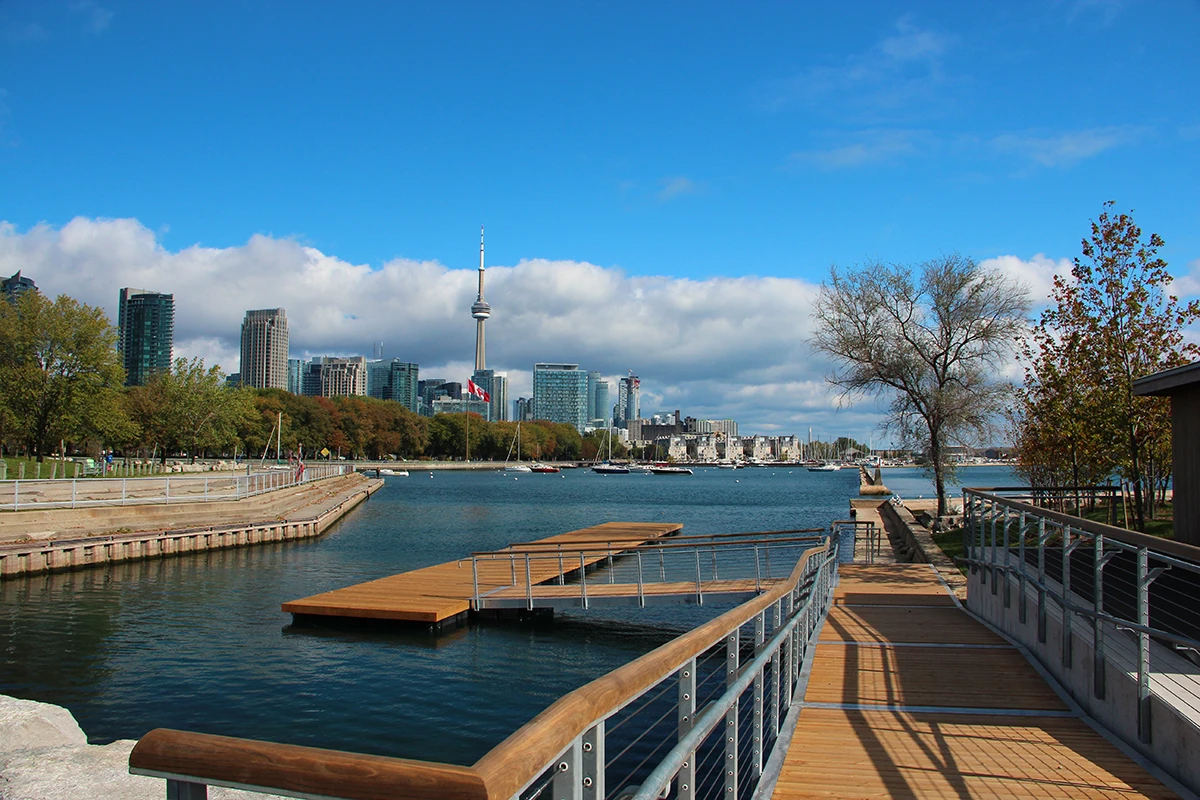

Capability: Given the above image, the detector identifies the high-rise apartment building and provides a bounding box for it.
[532,363,588,431]
[117,288,174,386]
[2,271,38,303]
[617,374,641,427]
[586,372,610,425]
[369,359,420,412]
[514,397,534,422]
[287,358,304,394]
[302,356,367,397]
[240,308,289,389]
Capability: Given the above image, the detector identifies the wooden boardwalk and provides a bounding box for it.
[774,564,1181,799]
[282,521,682,624]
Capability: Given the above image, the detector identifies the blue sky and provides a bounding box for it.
[2,1,1198,441]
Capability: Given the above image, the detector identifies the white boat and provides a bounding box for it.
[504,423,532,472]
[716,461,739,470]
[807,462,839,472]
[591,428,629,474]
[377,468,409,477]
[650,465,693,475]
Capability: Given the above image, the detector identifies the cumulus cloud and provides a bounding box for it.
[991,126,1149,169]
[0,217,890,437]
[977,253,1071,309]
[1168,258,1200,300]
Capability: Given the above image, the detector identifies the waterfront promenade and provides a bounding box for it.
[777,563,1179,798]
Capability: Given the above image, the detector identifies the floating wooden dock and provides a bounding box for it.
[282,521,683,625]
[775,564,1179,798]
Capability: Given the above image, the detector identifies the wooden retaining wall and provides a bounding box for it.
[0,480,380,580]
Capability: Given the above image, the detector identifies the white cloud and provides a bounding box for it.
[0,217,892,438]
[791,130,924,170]
[991,126,1148,168]
[69,1,113,33]
[1169,258,1200,299]
[656,176,701,201]
[977,253,1071,308]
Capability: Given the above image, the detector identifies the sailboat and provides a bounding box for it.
[592,428,629,474]
[530,442,560,473]
[504,422,532,473]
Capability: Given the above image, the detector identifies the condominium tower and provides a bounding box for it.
[117,288,174,386]
[240,308,289,389]
[532,363,588,431]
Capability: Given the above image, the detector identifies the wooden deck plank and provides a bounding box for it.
[774,564,1178,799]
[778,710,1178,799]
[282,522,683,623]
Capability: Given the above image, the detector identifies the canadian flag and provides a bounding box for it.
[467,378,491,403]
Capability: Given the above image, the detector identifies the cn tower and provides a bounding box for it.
[471,226,491,371]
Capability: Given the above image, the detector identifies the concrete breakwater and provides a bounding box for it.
[0,473,382,580]
[0,693,279,800]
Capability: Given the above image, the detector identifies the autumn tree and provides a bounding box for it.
[1016,203,1199,530]
[147,358,253,462]
[812,254,1030,516]
[0,292,129,459]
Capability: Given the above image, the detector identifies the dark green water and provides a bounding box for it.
[0,466,859,765]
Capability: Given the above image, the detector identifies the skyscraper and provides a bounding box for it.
[302,356,367,397]
[117,288,174,386]
[287,358,304,394]
[369,359,420,412]
[470,368,508,422]
[471,226,491,371]
[240,308,289,389]
[618,373,641,427]
[532,363,588,431]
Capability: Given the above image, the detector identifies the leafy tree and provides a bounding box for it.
[812,254,1030,516]
[1017,203,1199,530]
[151,358,252,462]
[0,292,128,459]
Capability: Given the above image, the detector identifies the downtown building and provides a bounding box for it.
[301,356,368,397]
[2,271,38,303]
[616,374,640,427]
[240,308,289,390]
[532,363,588,431]
[368,359,420,413]
[117,288,174,386]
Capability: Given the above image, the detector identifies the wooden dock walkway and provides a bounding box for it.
[774,563,1181,799]
[282,521,683,624]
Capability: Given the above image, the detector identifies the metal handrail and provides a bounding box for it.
[962,488,1200,745]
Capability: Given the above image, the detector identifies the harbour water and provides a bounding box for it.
[0,464,1010,766]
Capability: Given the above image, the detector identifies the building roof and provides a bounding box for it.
[1132,361,1200,396]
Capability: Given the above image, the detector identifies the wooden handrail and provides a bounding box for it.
[472,542,828,800]
[129,540,829,800]
[129,729,488,800]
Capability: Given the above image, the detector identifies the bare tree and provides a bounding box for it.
[812,254,1030,516]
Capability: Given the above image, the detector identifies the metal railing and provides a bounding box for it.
[832,519,880,563]
[961,487,1200,744]
[467,529,826,610]
[0,464,352,511]
[129,535,839,800]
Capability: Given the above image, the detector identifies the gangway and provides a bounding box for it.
[468,529,825,611]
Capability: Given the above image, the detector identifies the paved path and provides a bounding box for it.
[774,563,1180,798]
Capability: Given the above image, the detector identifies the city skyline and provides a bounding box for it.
[2,3,1197,441]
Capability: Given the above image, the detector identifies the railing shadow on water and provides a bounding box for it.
[128,536,841,800]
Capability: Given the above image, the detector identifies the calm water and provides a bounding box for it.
[0,466,857,766]
[878,464,1017,500]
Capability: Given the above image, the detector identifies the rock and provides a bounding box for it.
[0,696,86,753]
[0,697,283,799]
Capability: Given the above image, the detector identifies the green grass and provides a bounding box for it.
[1076,503,1175,539]
[931,526,968,575]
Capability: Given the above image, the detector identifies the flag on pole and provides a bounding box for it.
[467,378,491,403]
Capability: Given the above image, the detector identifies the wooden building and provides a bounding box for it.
[1133,361,1200,545]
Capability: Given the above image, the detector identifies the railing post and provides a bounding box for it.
[989,500,999,594]
[551,736,584,800]
[580,553,588,610]
[122,478,127,505]
[166,779,208,799]
[581,721,605,800]
[1062,525,1074,667]
[724,629,739,799]
[752,610,766,780]
[769,599,782,740]
[677,658,697,800]
[1093,533,1110,699]
[14,480,19,511]
[754,545,762,592]
[1017,509,1027,624]
[471,558,479,610]
[165,476,170,504]
[1136,547,1168,745]
[636,551,645,608]
[694,550,703,605]
[71,479,77,509]
[1037,517,1048,644]
[525,554,533,611]
[1001,506,1011,608]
